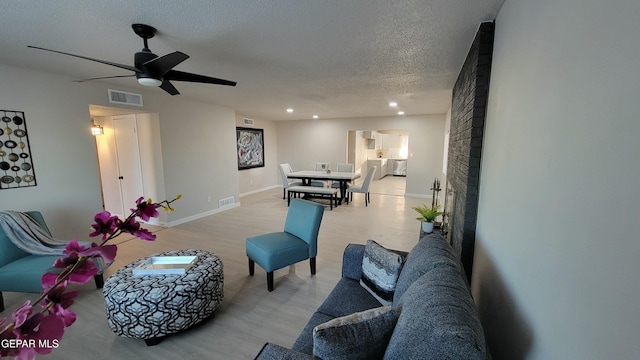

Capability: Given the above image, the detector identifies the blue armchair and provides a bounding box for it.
[246,199,325,291]
[0,211,104,312]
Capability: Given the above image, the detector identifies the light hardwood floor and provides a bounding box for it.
[2,176,426,360]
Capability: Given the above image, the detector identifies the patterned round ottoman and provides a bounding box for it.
[103,249,223,345]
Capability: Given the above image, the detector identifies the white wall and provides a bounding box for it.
[472,0,640,359]
[235,115,280,196]
[0,65,106,240]
[144,92,239,225]
[276,115,446,197]
[442,107,451,176]
[0,64,240,237]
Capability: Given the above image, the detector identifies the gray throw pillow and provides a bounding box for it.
[313,306,400,360]
[359,240,404,305]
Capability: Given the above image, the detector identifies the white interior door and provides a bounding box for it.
[112,115,144,217]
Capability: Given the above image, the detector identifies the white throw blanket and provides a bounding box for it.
[0,210,107,271]
[0,210,68,255]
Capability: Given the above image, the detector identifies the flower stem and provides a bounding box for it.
[0,195,181,342]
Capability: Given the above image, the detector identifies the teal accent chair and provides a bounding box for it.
[0,211,104,312]
[246,199,325,291]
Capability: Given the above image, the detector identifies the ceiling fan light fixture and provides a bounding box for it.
[137,77,162,87]
[28,24,236,96]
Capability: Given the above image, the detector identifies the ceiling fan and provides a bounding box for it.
[28,23,236,95]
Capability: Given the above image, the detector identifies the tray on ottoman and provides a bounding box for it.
[132,255,197,276]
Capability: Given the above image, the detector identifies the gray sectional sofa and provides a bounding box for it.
[254,233,488,359]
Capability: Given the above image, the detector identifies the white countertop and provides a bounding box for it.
[368,158,407,160]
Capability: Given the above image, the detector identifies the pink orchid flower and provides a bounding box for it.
[118,217,156,241]
[131,196,160,221]
[89,211,119,240]
[62,240,117,263]
[15,312,65,357]
[41,282,79,327]
[0,195,180,358]
[42,241,117,287]
[12,301,33,328]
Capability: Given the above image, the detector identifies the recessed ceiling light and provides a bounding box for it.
[286,108,294,113]
[389,102,398,107]
[397,111,405,115]
[312,115,319,119]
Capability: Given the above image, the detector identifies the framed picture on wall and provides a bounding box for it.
[236,127,265,170]
[1,110,37,190]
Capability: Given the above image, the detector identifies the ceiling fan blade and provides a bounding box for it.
[28,46,139,73]
[164,70,237,86]
[159,80,180,95]
[143,51,189,76]
[72,74,136,83]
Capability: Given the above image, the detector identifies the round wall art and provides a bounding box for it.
[0,110,36,190]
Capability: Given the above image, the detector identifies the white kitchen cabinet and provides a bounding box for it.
[372,133,388,150]
[364,131,378,149]
[379,133,389,150]
[363,130,377,140]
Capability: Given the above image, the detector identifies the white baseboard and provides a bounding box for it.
[141,218,162,226]
[239,185,280,198]
[404,193,432,199]
[142,185,278,228]
[162,203,241,227]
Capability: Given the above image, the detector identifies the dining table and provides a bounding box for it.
[287,170,361,204]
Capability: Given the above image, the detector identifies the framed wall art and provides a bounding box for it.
[1,110,37,190]
[236,127,265,170]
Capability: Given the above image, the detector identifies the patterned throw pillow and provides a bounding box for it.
[359,240,405,306]
[313,306,400,360]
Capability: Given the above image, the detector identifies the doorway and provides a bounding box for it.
[113,115,144,217]
[346,129,409,196]
[91,106,166,224]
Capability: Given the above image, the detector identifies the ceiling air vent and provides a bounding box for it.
[243,118,255,126]
[108,89,143,107]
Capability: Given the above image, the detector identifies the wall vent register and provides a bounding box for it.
[108,89,143,106]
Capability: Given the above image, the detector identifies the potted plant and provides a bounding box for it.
[412,204,442,233]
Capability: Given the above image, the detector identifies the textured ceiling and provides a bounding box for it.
[0,1,504,120]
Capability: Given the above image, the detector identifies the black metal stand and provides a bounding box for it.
[430,177,442,209]
[431,177,443,231]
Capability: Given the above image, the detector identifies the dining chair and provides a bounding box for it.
[245,198,325,291]
[336,163,354,172]
[331,163,354,189]
[315,162,330,171]
[279,163,303,199]
[311,162,330,187]
[346,166,377,206]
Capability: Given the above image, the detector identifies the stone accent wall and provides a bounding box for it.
[445,21,494,282]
